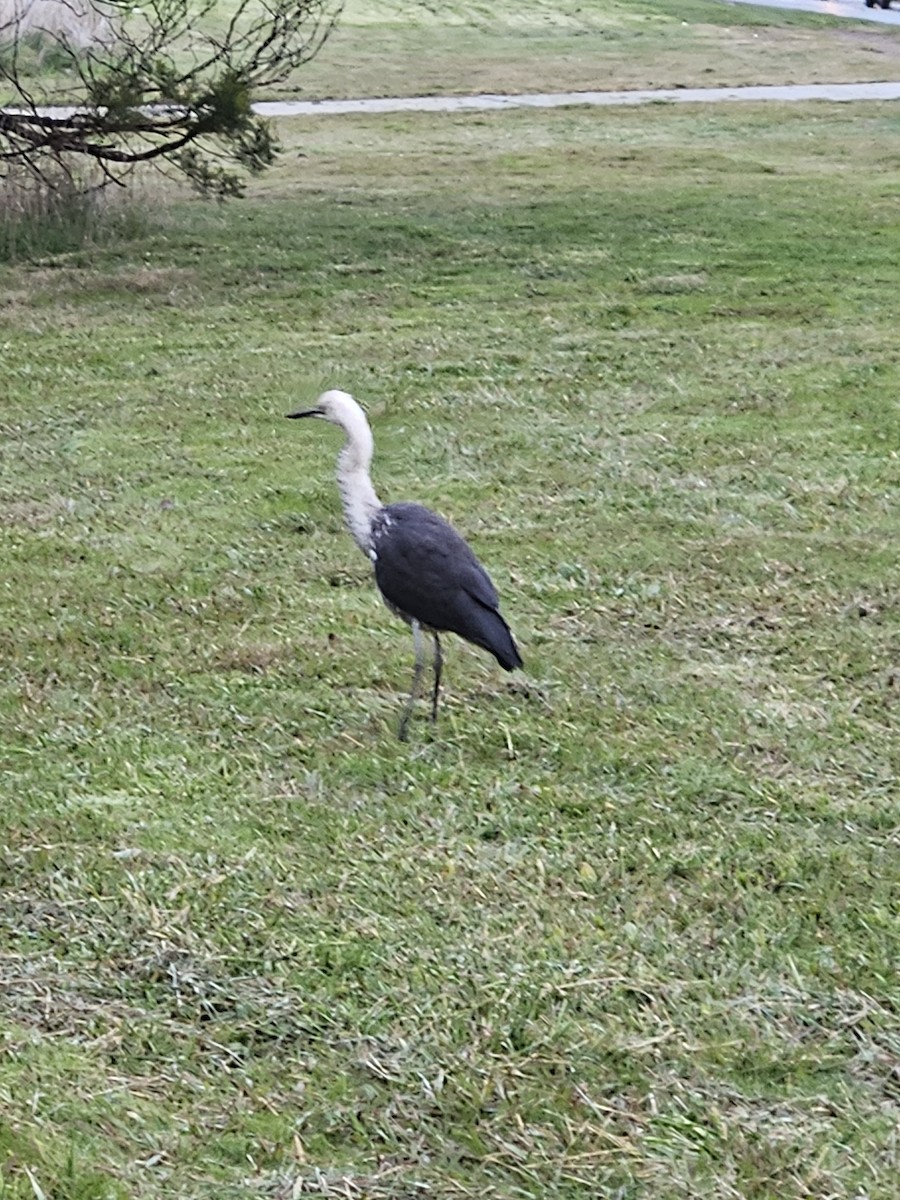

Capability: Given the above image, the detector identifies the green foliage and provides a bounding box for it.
[85,69,146,116]
[177,144,247,196]
[232,118,279,172]
[197,68,254,130]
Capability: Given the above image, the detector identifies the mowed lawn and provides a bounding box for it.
[2,7,900,1198]
[281,0,900,98]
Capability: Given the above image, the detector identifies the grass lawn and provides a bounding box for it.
[2,9,900,1198]
[291,0,900,99]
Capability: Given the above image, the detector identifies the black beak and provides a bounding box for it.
[286,407,323,420]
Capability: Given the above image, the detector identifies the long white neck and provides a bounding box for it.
[335,415,382,556]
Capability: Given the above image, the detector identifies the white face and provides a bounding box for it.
[287,389,364,429]
[315,389,360,424]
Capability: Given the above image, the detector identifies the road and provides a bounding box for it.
[726,0,900,23]
[254,81,900,118]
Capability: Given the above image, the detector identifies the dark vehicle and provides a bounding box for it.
[866,0,893,8]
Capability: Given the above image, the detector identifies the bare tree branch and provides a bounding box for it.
[0,0,343,196]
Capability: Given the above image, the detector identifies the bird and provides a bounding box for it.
[287,389,522,740]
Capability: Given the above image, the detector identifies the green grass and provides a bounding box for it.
[2,53,900,1200]
[0,166,153,263]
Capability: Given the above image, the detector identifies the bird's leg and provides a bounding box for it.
[398,619,426,741]
[430,632,443,724]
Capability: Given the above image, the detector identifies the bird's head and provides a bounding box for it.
[286,389,363,430]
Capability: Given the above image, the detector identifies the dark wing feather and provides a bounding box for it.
[373,502,522,670]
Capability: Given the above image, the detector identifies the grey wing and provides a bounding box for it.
[373,504,498,620]
[373,503,522,670]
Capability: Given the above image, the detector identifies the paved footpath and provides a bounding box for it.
[255,80,900,119]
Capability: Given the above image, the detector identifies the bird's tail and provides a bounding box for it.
[467,607,523,672]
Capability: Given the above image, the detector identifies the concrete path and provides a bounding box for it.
[254,80,900,119]
[726,0,900,24]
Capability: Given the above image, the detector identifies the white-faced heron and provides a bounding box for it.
[287,389,522,739]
